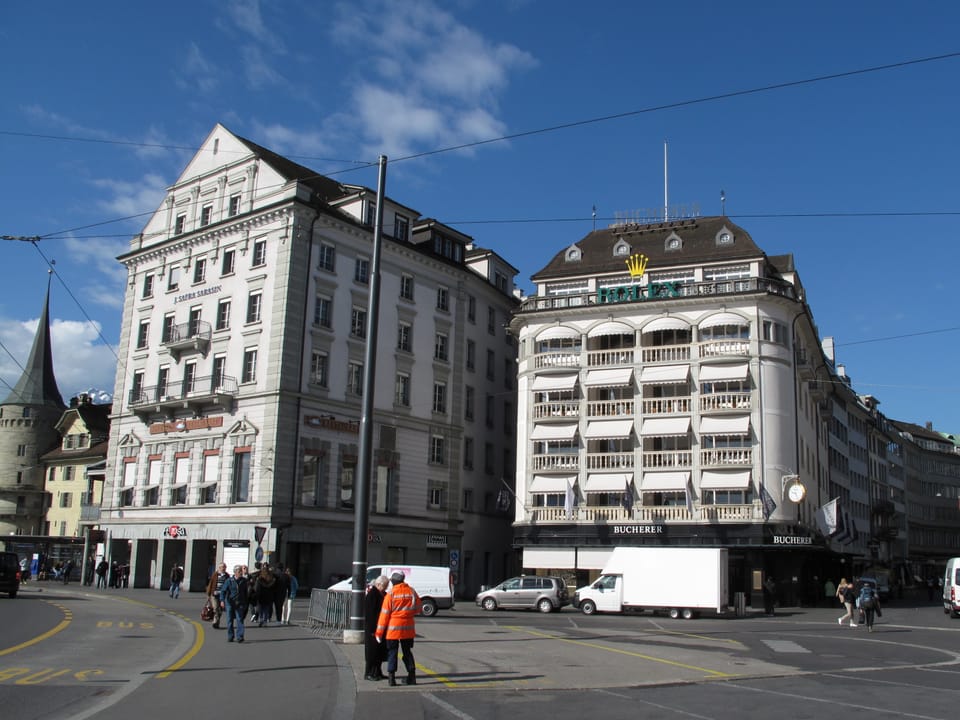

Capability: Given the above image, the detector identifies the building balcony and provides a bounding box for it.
[641,397,691,414]
[584,452,634,470]
[698,340,750,358]
[700,502,764,522]
[699,392,752,412]
[587,349,634,367]
[161,320,212,361]
[586,399,634,417]
[533,352,580,370]
[516,277,798,314]
[79,504,101,522]
[129,374,239,417]
[641,450,693,468]
[534,401,581,419]
[532,454,580,472]
[640,344,691,364]
[700,448,753,467]
[525,502,760,524]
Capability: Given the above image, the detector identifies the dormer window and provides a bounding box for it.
[565,244,582,262]
[613,239,631,257]
[665,232,683,251]
[716,226,735,246]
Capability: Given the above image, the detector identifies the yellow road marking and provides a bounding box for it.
[0,603,72,657]
[506,626,734,678]
[156,614,204,679]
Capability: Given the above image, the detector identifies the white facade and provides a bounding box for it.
[510,217,846,605]
[100,124,518,596]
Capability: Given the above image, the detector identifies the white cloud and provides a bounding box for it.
[249,122,334,160]
[329,0,536,158]
[242,45,286,89]
[224,0,286,54]
[0,315,117,406]
[91,172,168,220]
[176,42,222,95]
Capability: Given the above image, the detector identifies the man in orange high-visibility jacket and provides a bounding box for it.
[375,571,422,686]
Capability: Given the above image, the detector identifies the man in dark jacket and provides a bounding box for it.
[273,563,289,625]
[363,576,389,680]
[220,565,249,643]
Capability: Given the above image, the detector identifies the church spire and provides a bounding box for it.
[3,276,65,408]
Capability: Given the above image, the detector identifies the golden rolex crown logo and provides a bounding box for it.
[625,253,649,278]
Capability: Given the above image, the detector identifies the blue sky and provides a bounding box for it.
[1,0,959,431]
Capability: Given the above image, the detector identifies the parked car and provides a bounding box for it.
[0,552,21,598]
[476,575,569,613]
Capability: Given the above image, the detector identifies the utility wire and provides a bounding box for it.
[4,48,960,242]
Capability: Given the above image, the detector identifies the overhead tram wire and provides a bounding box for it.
[5,48,960,243]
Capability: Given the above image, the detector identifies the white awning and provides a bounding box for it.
[576,548,614,570]
[531,373,579,391]
[530,423,579,441]
[529,475,576,493]
[583,419,634,439]
[641,317,690,333]
[699,363,749,381]
[583,368,634,387]
[535,326,581,342]
[641,471,690,491]
[587,321,634,338]
[700,415,751,435]
[523,548,576,569]
[584,473,632,492]
[639,364,689,383]
[700,470,752,489]
[640,417,691,436]
[699,312,749,329]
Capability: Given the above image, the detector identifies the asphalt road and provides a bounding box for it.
[3,583,959,720]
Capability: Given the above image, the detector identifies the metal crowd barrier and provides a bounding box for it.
[307,588,351,637]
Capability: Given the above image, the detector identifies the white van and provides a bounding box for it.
[328,564,454,617]
[944,557,960,618]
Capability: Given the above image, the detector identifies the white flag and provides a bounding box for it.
[815,498,839,537]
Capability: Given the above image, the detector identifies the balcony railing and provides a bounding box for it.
[533,401,581,419]
[641,450,693,468]
[584,452,634,470]
[641,397,691,414]
[526,502,760,524]
[79,505,101,522]
[533,352,580,370]
[517,276,798,313]
[532,454,580,471]
[699,393,752,412]
[586,349,634,367]
[161,320,212,360]
[640,344,691,364]
[700,448,753,466]
[129,374,238,415]
[699,340,750,358]
[586,399,634,417]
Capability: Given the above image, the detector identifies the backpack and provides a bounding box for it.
[859,585,876,609]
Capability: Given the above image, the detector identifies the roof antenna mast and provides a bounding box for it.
[721,189,726,217]
[663,139,669,221]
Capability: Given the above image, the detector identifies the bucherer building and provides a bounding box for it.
[510,216,862,604]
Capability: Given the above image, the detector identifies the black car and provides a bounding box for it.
[0,552,21,598]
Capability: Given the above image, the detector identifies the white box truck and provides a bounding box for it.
[574,547,728,619]
[944,557,960,618]
[328,564,454,617]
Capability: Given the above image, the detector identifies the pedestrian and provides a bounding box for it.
[282,567,299,625]
[823,578,836,608]
[364,576,389,681]
[247,565,259,622]
[109,561,119,588]
[837,578,857,627]
[255,563,276,626]
[63,559,75,585]
[273,563,288,624]
[858,579,882,632]
[205,563,230,628]
[762,576,776,616]
[169,563,184,599]
[220,565,249,643]
[376,571,421,686]
[95,559,109,589]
